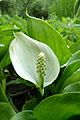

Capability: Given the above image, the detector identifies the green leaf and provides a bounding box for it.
[9,32,60,89]
[10,110,36,120]
[0,83,8,102]
[22,98,37,110]
[67,50,80,65]
[0,102,15,120]
[0,51,11,68]
[12,16,28,34]
[63,81,80,93]
[0,35,14,45]
[0,45,8,62]
[7,78,33,87]
[60,69,80,93]
[75,2,80,17]
[49,0,77,18]
[0,24,15,32]
[56,60,80,93]
[70,40,80,54]
[26,14,71,66]
[34,93,80,120]
[0,24,20,36]
[0,35,14,62]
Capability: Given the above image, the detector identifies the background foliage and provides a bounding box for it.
[0,0,80,120]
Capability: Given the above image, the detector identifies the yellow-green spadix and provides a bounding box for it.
[9,32,60,94]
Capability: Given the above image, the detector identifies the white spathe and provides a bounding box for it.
[9,32,60,88]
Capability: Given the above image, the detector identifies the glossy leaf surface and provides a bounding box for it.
[26,15,71,66]
[10,111,36,120]
[34,93,80,120]
[0,102,15,120]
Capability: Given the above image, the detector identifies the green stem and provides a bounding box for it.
[8,97,18,113]
[39,75,44,89]
[1,79,17,113]
[36,75,44,96]
[39,88,44,96]
[2,79,6,94]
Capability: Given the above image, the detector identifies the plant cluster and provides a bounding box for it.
[0,0,80,120]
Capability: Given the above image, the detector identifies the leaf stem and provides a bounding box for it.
[2,79,6,94]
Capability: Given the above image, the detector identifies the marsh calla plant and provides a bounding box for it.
[9,32,60,95]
